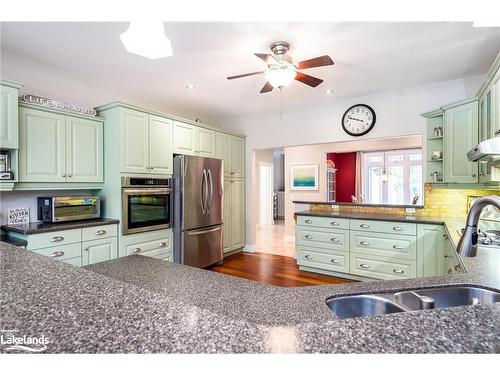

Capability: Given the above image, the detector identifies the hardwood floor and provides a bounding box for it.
[211,252,357,287]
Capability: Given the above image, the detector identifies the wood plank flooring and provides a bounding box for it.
[211,252,357,287]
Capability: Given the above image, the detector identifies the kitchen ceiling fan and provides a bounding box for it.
[227,41,334,93]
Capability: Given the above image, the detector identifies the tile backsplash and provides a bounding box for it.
[310,183,499,219]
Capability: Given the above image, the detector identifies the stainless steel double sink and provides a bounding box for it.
[326,285,500,319]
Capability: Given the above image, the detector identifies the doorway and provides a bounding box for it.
[259,163,274,225]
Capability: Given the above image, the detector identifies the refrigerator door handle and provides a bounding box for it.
[207,168,213,213]
[186,226,222,236]
[201,169,207,214]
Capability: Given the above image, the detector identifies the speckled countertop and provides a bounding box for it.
[1,226,499,353]
[1,218,120,235]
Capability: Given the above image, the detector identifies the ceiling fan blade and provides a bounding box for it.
[296,55,334,70]
[260,81,274,93]
[295,72,324,87]
[254,53,279,64]
[227,71,263,80]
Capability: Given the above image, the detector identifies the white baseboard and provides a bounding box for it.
[242,245,256,253]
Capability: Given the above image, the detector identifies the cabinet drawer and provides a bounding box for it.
[296,215,349,230]
[82,224,117,241]
[350,231,416,260]
[33,242,82,261]
[125,236,171,257]
[296,227,349,251]
[151,252,173,262]
[25,229,81,250]
[297,247,349,274]
[349,219,416,236]
[350,254,416,280]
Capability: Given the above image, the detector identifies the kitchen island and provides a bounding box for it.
[1,236,499,353]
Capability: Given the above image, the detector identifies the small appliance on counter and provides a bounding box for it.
[37,196,101,223]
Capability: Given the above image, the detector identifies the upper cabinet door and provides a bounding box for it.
[215,132,231,175]
[230,136,245,177]
[19,107,66,182]
[492,70,500,138]
[120,109,149,174]
[444,101,479,183]
[173,121,196,156]
[149,115,173,175]
[196,127,215,157]
[65,117,103,182]
[0,85,19,149]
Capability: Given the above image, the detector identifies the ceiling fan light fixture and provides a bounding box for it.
[120,21,173,59]
[264,66,297,89]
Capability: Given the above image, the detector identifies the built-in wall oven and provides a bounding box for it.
[121,177,171,235]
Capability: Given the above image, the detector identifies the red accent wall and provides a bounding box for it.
[326,152,357,203]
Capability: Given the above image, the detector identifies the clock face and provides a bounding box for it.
[342,104,376,136]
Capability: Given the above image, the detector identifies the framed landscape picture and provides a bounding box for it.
[290,164,319,190]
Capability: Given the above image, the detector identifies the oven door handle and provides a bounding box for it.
[122,188,169,194]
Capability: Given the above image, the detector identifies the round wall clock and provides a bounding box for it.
[341,104,376,136]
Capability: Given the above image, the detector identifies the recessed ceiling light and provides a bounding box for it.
[325,89,333,95]
[186,84,196,90]
[120,21,173,59]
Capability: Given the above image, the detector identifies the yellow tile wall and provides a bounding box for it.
[309,183,499,218]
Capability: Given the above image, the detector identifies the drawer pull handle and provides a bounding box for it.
[331,238,340,243]
[132,248,141,254]
[360,241,369,246]
[393,245,403,250]
[51,251,65,257]
[330,259,340,264]
[360,224,370,228]
[305,219,313,224]
[305,255,313,260]
[444,254,450,258]
[95,230,107,236]
[393,226,403,231]
[159,242,167,247]
[359,263,370,269]
[304,234,313,239]
[393,269,405,274]
[331,221,340,226]
[50,236,64,242]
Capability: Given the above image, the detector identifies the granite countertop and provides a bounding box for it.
[1,236,499,353]
[1,218,120,235]
[294,209,457,226]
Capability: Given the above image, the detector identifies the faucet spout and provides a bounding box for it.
[457,195,500,257]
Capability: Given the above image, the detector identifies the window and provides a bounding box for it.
[363,149,423,205]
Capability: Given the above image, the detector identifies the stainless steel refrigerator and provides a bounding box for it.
[173,155,223,268]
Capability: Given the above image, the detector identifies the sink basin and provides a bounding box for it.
[394,286,500,310]
[326,294,408,319]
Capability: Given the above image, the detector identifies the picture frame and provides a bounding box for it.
[0,151,10,172]
[290,164,319,191]
[7,208,30,225]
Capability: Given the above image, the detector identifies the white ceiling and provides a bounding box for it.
[1,22,499,120]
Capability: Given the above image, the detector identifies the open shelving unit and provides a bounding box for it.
[424,111,444,183]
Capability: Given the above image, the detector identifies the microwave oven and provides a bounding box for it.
[37,196,101,223]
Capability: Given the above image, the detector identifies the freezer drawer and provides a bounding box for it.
[182,225,223,268]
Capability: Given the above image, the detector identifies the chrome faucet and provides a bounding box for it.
[457,195,500,257]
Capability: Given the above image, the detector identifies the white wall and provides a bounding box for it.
[221,75,485,248]
[0,52,221,125]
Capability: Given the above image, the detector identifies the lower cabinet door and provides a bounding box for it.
[82,237,117,266]
[62,257,83,267]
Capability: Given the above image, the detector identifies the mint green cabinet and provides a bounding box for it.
[149,115,173,174]
[416,224,444,277]
[173,121,215,157]
[19,107,66,182]
[0,80,21,149]
[120,108,149,174]
[223,178,245,253]
[215,132,231,176]
[492,70,500,137]
[19,105,104,183]
[66,116,103,182]
[230,136,245,177]
[82,237,117,266]
[443,101,478,183]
